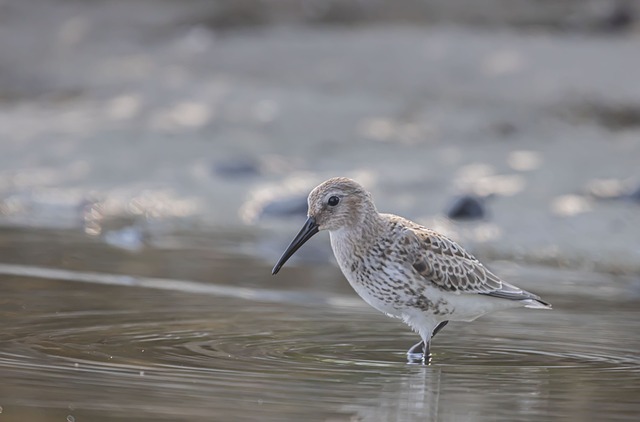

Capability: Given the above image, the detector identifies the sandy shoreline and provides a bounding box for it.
[0,0,638,274]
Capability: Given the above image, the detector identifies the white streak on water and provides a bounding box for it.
[0,263,363,308]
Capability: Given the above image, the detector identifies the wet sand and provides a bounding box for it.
[0,0,639,273]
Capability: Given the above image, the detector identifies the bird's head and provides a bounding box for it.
[272,177,374,274]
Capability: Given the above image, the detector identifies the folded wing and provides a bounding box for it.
[403,227,549,306]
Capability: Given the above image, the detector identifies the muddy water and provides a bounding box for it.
[0,229,639,421]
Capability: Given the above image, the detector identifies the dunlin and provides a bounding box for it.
[272,177,551,363]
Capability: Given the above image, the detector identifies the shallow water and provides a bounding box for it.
[0,229,639,421]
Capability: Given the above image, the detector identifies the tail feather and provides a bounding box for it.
[522,298,552,309]
[480,280,552,310]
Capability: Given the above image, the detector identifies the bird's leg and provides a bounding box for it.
[407,340,427,364]
[407,338,432,364]
[432,320,449,338]
[417,340,433,364]
[407,340,425,355]
[406,321,449,364]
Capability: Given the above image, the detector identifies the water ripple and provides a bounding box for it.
[2,263,640,421]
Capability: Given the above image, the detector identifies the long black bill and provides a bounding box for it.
[272,217,319,275]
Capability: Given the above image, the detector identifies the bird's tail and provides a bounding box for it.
[522,298,552,309]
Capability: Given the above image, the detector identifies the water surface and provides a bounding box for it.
[0,228,639,421]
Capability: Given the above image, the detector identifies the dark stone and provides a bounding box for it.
[493,121,518,138]
[213,158,260,179]
[259,195,308,219]
[599,2,634,33]
[626,185,640,202]
[445,195,486,220]
[579,102,640,131]
[194,0,268,29]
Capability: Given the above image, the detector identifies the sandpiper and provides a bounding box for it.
[272,177,551,363]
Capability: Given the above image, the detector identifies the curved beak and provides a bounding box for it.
[272,217,319,275]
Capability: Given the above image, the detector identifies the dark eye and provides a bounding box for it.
[328,196,340,206]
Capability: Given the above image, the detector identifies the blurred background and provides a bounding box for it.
[1,1,639,421]
[1,0,639,269]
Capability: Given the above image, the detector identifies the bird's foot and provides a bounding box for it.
[406,321,448,364]
[406,340,431,365]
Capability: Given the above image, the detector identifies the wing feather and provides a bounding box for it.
[402,226,545,303]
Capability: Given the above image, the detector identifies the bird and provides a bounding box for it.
[272,177,551,363]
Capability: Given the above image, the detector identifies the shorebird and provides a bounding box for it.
[272,177,551,363]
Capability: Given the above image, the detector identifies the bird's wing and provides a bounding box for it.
[402,227,542,301]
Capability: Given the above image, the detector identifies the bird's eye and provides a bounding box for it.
[328,196,340,206]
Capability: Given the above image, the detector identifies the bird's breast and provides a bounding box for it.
[329,230,418,317]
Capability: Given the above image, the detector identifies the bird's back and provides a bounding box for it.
[330,212,550,321]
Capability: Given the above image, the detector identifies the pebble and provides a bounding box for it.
[445,194,486,220]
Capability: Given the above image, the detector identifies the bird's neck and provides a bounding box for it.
[329,210,383,255]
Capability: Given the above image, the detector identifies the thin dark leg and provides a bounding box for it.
[407,340,428,364]
[406,321,449,365]
[432,320,449,338]
[407,339,432,364]
[408,340,425,355]
[420,340,432,364]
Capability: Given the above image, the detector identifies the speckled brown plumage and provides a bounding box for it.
[272,177,551,363]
